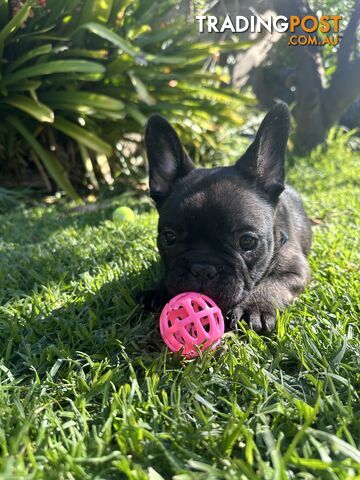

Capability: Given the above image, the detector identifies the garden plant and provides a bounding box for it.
[0,1,359,479]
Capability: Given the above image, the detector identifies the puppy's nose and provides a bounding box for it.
[190,263,218,281]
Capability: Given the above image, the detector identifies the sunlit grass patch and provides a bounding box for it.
[0,140,359,479]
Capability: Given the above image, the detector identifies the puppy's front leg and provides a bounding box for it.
[236,253,310,333]
[137,281,170,313]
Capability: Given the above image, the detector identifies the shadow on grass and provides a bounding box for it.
[0,202,163,381]
[0,204,110,245]
[1,236,128,303]
[0,203,158,304]
[1,261,163,381]
[1,195,154,245]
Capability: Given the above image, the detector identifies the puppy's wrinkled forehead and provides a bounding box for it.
[160,168,274,233]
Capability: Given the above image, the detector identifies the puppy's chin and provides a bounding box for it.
[164,276,245,314]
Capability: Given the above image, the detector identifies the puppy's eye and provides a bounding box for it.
[162,229,177,246]
[239,233,258,251]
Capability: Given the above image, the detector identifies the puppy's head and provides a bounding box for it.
[145,104,290,312]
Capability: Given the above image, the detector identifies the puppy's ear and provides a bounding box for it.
[236,103,290,201]
[145,114,195,206]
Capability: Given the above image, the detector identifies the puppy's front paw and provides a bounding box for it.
[227,305,276,334]
[226,306,244,330]
[136,288,167,313]
[243,307,276,334]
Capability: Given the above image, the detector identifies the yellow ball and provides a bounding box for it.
[112,206,135,223]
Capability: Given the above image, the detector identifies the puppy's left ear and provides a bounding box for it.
[145,114,195,206]
[236,102,290,201]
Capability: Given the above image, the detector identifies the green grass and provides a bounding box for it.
[0,134,359,480]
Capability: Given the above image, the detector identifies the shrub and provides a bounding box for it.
[0,0,252,199]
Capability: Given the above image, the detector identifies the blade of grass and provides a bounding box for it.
[308,429,360,463]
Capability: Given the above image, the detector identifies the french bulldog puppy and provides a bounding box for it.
[141,103,312,333]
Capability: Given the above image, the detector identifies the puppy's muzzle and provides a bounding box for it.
[189,262,218,281]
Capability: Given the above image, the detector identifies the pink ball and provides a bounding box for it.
[159,292,225,358]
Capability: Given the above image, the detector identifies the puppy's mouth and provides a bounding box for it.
[165,274,246,314]
[163,253,253,313]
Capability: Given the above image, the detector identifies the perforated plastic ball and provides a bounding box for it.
[159,292,225,358]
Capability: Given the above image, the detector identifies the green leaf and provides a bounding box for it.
[43,102,124,120]
[136,23,192,47]
[128,72,155,105]
[7,115,80,200]
[8,33,70,44]
[95,153,113,185]
[79,144,99,189]
[0,0,9,30]
[108,0,132,27]
[178,83,256,106]
[58,48,109,59]
[7,44,52,72]
[40,91,124,112]
[0,0,32,45]
[6,25,57,42]
[79,0,113,25]
[0,60,105,88]
[81,22,146,63]
[53,117,112,156]
[8,80,42,91]
[3,94,54,122]
[145,54,188,65]
[125,105,147,126]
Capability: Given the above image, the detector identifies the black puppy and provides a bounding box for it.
[141,103,311,333]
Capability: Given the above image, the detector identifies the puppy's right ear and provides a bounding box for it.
[236,103,290,201]
[145,114,194,206]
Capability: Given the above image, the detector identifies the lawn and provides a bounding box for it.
[0,134,359,480]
